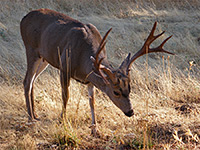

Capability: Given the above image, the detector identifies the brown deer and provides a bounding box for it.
[20,8,174,134]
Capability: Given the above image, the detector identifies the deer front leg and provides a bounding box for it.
[60,70,70,119]
[88,83,99,136]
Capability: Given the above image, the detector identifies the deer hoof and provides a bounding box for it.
[90,124,100,137]
[28,115,40,122]
[28,118,38,124]
[34,117,40,121]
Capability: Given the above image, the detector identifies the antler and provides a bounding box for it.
[127,22,174,71]
[91,28,112,84]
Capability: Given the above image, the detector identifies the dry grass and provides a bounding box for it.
[0,0,200,149]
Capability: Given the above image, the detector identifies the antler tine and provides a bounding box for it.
[159,35,172,48]
[142,22,166,50]
[149,35,174,55]
[97,57,110,84]
[144,22,164,45]
[150,22,157,36]
[99,28,112,49]
[97,57,105,71]
[95,41,107,64]
[92,28,112,84]
[95,28,112,63]
[127,22,174,70]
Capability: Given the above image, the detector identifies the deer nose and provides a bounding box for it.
[124,109,134,117]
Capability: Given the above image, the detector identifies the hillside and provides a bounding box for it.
[0,0,200,149]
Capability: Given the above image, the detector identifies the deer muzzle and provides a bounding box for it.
[124,109,134,117]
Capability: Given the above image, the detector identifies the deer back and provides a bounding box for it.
[20,8,109,83]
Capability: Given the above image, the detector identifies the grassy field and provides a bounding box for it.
[0,0,200,149]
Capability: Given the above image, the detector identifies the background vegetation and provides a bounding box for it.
[0,0,199,149]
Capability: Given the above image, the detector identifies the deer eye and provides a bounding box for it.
[113,91,120,97]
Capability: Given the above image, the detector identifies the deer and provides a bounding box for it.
[20,8,174,135]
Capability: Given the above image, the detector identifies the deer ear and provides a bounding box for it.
[90,56,96,63]
[119,53,131,74]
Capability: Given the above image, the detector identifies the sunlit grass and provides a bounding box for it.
[0,0,200,149]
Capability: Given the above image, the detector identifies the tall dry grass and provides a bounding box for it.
[0,0,200,149]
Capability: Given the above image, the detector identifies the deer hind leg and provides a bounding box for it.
[24,48,42,121]
[88,83,99,136]
[31,59,49,120]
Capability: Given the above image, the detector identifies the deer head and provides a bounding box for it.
[91,22,174,117]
